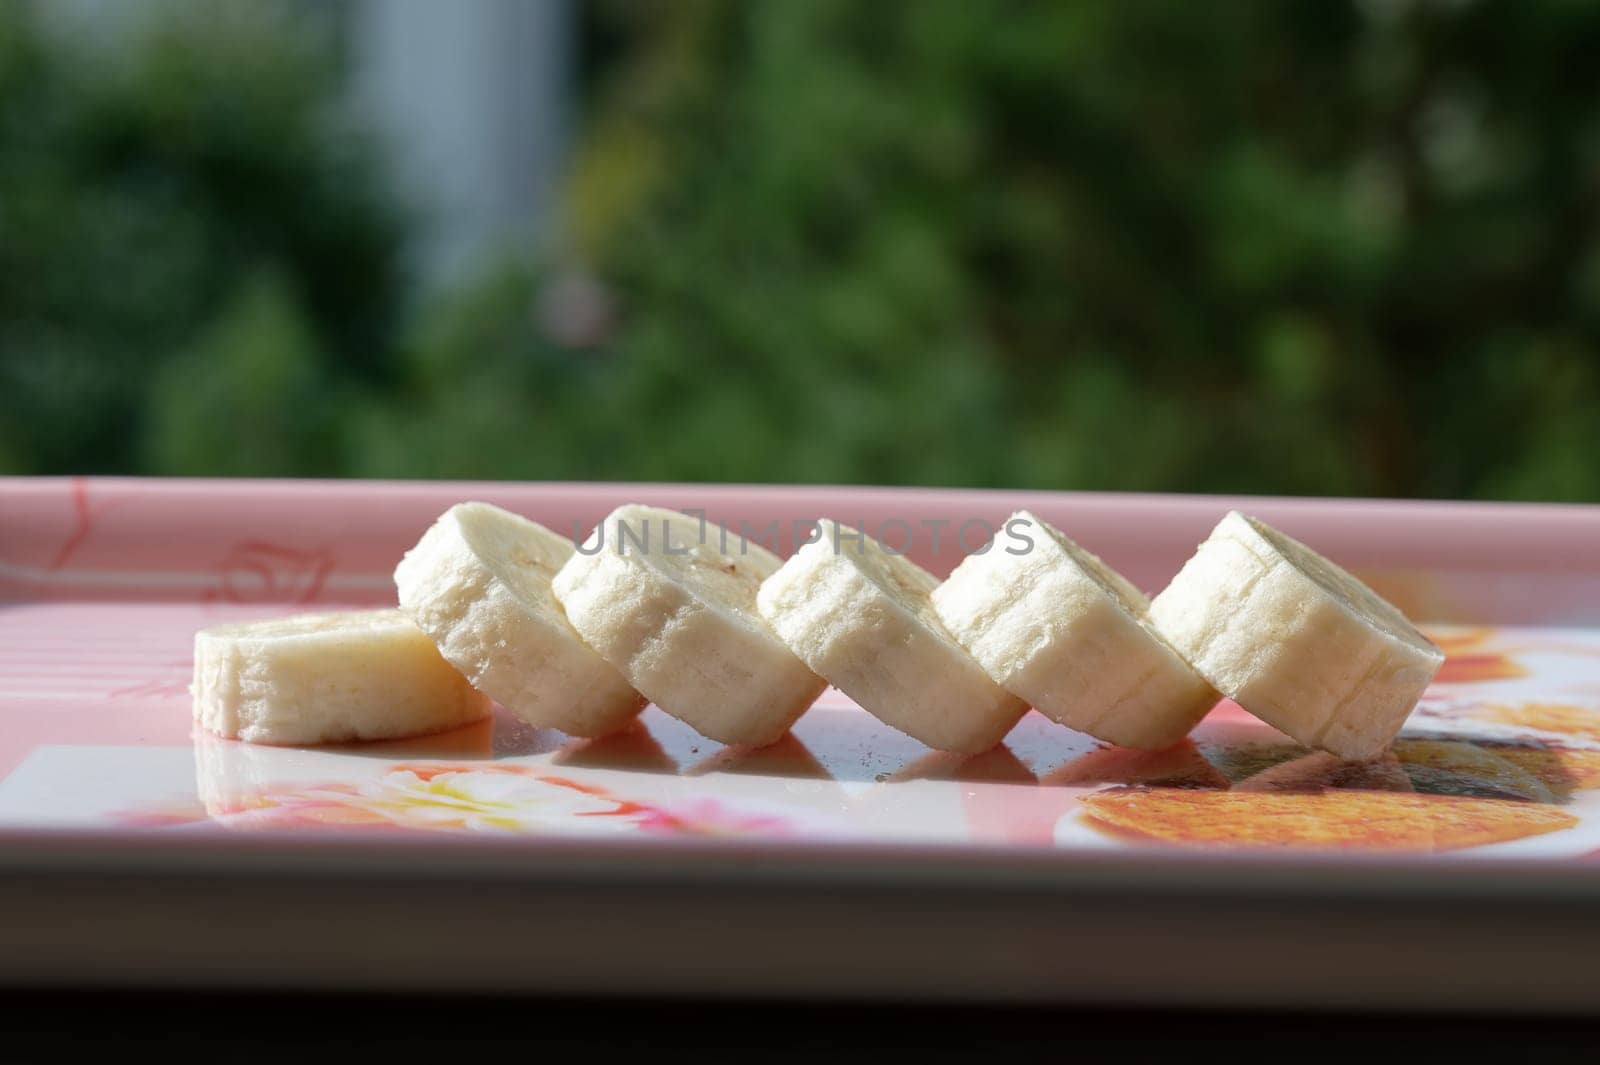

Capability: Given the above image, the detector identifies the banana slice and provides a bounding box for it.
[757,520,1026,754]
[1149,511,1445,761]
[395,501,645,737]
[551,504,826,747]
[930,511,1218,749]
[193,609,490,745]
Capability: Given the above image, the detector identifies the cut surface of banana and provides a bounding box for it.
[551,504,826,747]
[1149,511,1444,761]
[758,520,1027,754]
[193,609,490,745]
[931,511,1218,749]
[395,501,645,737]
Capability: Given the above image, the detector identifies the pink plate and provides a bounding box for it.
[4,476,1600,1009]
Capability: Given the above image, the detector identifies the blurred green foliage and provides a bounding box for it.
[0,3,403,475]
[5,0,1600,500]
[556,0,1600,498]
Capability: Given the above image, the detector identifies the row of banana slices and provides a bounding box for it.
[194,502,1445,762]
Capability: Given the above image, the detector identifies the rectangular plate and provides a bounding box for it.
[5,476,1600,1010]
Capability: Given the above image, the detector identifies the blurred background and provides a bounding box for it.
[2,0,1599,499]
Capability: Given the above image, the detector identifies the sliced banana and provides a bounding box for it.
[757,520,1026,755]
[551,504,826,747]
[931,511,1218,749]
[193,609,490,745]
[1149,511,1445,761]
[394,501,646,738]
